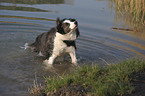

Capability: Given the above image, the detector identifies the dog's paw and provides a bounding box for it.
[43,60,53,65]
[72,61,78,66]
[43,60,53,68]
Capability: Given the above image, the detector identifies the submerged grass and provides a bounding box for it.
[29,59,145,96]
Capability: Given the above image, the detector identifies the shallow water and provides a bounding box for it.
[0,0,145,95]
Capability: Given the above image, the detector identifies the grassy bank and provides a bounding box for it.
[111,0,145,31]
[29,59,145,96]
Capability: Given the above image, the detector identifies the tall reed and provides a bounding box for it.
[111,0,145,31]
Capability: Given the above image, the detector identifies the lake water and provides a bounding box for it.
[0,0,145,95]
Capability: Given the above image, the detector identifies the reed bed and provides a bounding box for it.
[111,0,145,31]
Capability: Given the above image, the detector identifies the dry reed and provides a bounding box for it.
[111,0,145,31]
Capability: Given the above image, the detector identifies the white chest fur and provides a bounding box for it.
[52,31,76,56]
[45,31,77,64]
[55,31,77,40]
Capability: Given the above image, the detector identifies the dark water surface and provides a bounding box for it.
[0,0,145,95]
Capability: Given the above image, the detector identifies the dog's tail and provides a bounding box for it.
[20,43,30,50]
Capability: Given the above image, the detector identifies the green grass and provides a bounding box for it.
[29,59,145,96]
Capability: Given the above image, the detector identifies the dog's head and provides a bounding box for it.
[56,18,80,37]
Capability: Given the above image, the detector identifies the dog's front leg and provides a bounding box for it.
[69,51,77,65]
[44,55,56,64]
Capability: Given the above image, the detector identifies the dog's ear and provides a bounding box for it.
[56,18,60,26]
[76,28,80,37]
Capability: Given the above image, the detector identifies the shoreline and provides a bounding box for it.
[29,59,145,96]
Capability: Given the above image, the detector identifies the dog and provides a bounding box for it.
[27,18,80,64]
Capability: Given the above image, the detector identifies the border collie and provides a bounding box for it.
[27,18,80,64]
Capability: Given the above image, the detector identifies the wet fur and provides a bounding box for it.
[30,28,56,59]
[28,18,80,64]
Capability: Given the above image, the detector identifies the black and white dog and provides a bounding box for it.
[27,18,80,64]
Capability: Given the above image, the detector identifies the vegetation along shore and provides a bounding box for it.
[29,59,145,96]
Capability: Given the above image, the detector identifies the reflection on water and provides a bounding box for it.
[0,0,145,95]
[0,5,49,12]
[0,15,55,21]
[0,0,65,4]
